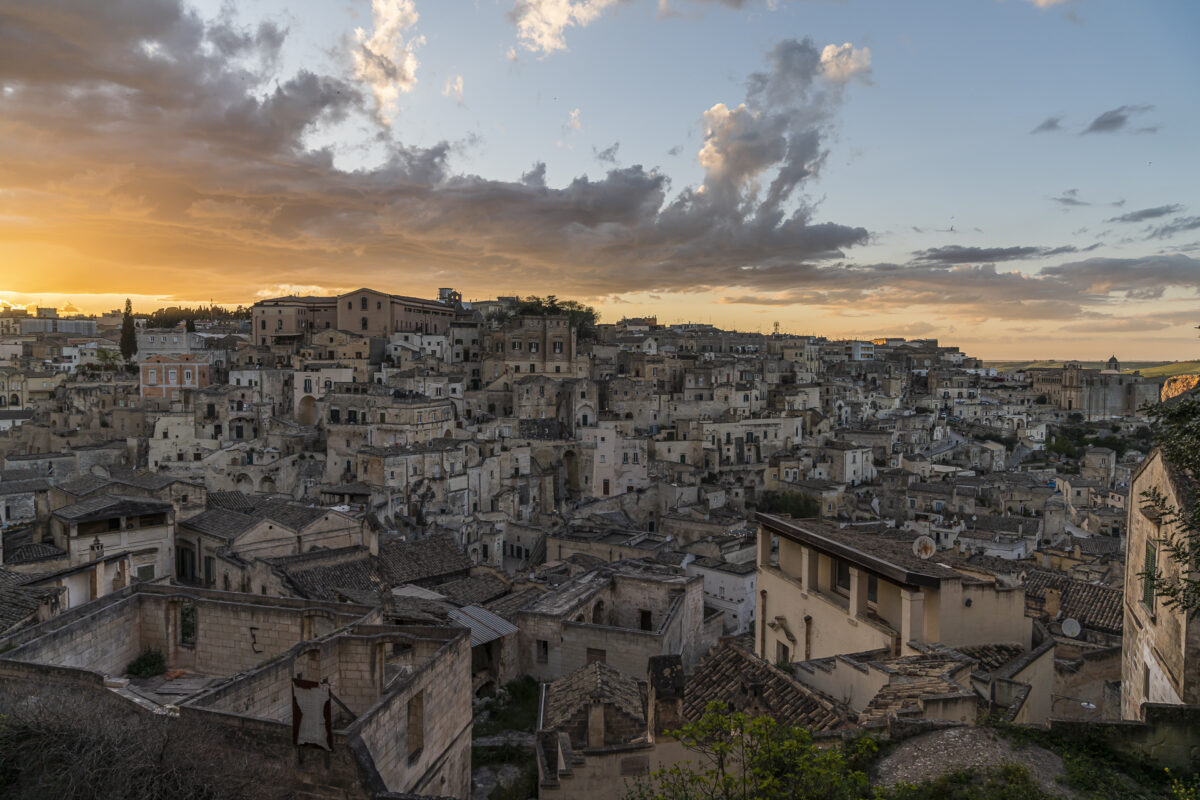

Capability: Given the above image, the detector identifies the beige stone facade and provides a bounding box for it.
[1121,449,1200,720]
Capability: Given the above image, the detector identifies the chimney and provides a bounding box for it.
[647,655,684,739]
[1044,586,1061,618]
[587,696,606,749]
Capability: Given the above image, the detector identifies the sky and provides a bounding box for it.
[1,0,1198,359]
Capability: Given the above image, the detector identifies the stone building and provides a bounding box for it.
[514,559,717,682]
[49,494,175,581]
[481,314,586,384]
[139,353,214,399]
[1121,448,1200,720]
[755,514,1031,665]
[0,583,474,799]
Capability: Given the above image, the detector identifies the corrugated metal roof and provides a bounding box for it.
[448,604,518,646]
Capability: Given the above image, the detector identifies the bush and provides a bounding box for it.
[0,680,292,799]
[126,648,166,678]
[475,677,540,737]
[758,490,820,518]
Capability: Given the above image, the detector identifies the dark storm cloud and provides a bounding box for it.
[1,0,1195,326]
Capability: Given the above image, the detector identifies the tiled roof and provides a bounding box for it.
[543,660,646,740]
[759,515,963,584]
[377,535,472,585]
[484,586,546,620]
[52,493,171,522]
[0,477,50,496]
[1070,535,1122,556]
[251,499,328,530]
[434,574,510,607]
[0,567,28,587]
[859,678,977,724]
[682,641,849,732]
[850,651,979,725]
[207,490,256,513]
[3,542,66,565]
[1023,570,1122,636]
[281,554,388,602]
[0,585,42,633]
[179,508,258,542]
[54,474,114,497]
[954,643,1026,673]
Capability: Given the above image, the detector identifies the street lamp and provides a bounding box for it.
[1051,694,1097,711]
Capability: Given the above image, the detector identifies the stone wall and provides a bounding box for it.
[6,594,142,676]
[351,632,472,799]
[1051,703,1200,771]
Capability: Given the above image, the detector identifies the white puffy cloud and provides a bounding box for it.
[442,74,464,105]
[698,103,786,195]
[352,0,423,124]
[511,0,620,56]
[819,42,871,84]
[1025,0,1070,7]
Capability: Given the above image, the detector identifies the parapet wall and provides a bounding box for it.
[1050,703,1200,771]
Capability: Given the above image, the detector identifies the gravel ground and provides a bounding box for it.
[873,727,1081,798]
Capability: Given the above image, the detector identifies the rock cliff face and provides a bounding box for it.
[1162,374,1200,401]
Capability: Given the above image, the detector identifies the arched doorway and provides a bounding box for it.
[562,450,579,490]
[297,395,317,426]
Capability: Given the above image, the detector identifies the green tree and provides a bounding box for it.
[119,298,137,362]
[95,347,121,373]
[758,491,821,518]
[624,702,875,800]
[1141,393,1200,615]
[507,295,600,341]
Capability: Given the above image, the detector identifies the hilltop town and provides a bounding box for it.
[0,289,1195,800]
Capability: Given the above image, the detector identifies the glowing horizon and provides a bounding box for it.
[2,0,1198,362]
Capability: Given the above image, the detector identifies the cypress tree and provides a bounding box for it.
[119,298,137,362]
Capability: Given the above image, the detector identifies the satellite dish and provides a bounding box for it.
[913,535,937,560]
[1062,618,1082,638]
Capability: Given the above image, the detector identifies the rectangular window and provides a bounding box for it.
[179,601,197,647]
[512,341,522,351]
[536,640,549,663]
[776,641,790,664]
[1143,540,1157,610]
[868,574,878,604]
[407,691,424,760]
[586,648,606,665]
[834,559,851,594]
[640,610,652,631]
[147,369,157,385]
